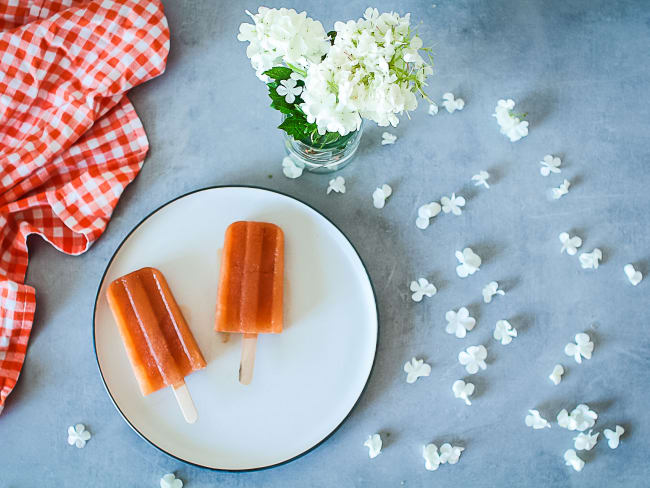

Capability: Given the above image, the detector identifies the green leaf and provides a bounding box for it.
[263,66,292,80]
[278,115,311,140]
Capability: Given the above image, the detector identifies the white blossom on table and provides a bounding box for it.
[564,333,594,364]
[559,232,582,255]
[540,154,561,176]
[428,102,439,115]
[281,156,303,179]
[410,278,437,302]
[67,424,91,449]
[452,380,475,406]
[327,176,346,194]
[442,92,465,113]
[493,320,517,345]
[416,202,441,229]
[445,307,476,338]
[564,449,585,472]
[525,410,551,429]
[471,170,490,189]
[493,99,528,142]
[458,345,487,374]
[603,425,624,449]
[160,473,183,488]
[579,248,602,269]
[363,433,382,458]
[624,264,643,286]
[441,193,465,215]
[381,132,397,145]
[404,357,431,383]
[455,248,482,278]
[551,179,571,200]
[372,184,392,209]
[549,364,564,385]
[557,404,598,431]
[482,281,505,303]
[574,430,599,451]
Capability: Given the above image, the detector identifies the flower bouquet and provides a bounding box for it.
[238,7,433,174]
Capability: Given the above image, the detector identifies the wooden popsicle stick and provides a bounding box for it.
[239,333,258,385]
[172,382,198,424]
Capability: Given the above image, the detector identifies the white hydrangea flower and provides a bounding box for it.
[549,364,564,385]
[276,78,302,103]
[564,449,585,472]
[363,433,382,458]
[404,357,431,383]
[160,473,183,488]
[237,8,330,81]
[452,380,474,406]
[551,179,571,200]
[442,92,465,113]
[471,171,490,189]
[564,333,594,364]
[455,248,481,278]
[559,232,582,255]
[493,320,517,345]
[493,99,529,142]
[428,102,439,115]
[557,404,598,431]
[482,281,505,303]
[540,155,561,176]
[441,193,465,215]
[381,132,397,145]
[372,184,392,209]
[410,278,437,302]
[327,176,346,194]
[439,443,464,464]
[422,443,441,471]
[416,202,441,229]
[579,249,602,269]
[67,424,91,448]
[282,156,303,179]
[603,425,624,449]
[624,264,642,286]
[525,410,551,429]
[458,345,487,374]
[574,430,599,451]
[445,307,476,338]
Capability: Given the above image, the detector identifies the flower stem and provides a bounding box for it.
[286,62,307,77]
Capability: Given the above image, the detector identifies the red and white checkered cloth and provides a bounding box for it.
[0,0,170,413]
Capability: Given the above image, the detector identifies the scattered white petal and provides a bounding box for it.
[603,425,624,449]
[410,278,437,302]
[404,357,431,383]
[624,264,643,286]
[493,99,528,142]
[452,380,474,406]
[381,132,397,145]
[67,424,91,449]
[482,281,505,303]
[559,232,582,255]
[458,345,487,374]
[455,248,482,278]
[579,249,602,269]
[564,449,585,472]
[525,410,551,429]
[442,92,465,113]
[416,202,442,229]
[549,364,564,385]
[551,179,571,200]
[540,155,562,176]
[493,320,517,345]
[428,102,439,115]
[363,434,382,459]
[439,443,464,464]
[574,430,599,451]
[441,193,465,215]
[445,307,476,338]
[422,444,441,471]
[372,184,392,209]
[564,333,594,364]
[471,170,490,189]
[327,176,346,194]
[282,156,303,179]
[558,404,598,431]
[160,473,183,488]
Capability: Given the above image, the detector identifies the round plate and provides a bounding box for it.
[93,186,378,471]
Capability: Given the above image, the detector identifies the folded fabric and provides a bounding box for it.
[0,0,170,414]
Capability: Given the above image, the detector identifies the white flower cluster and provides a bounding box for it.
[239,8,432,136]
[237,8,329,81]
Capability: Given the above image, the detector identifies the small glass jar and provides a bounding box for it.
[283,123,364,174]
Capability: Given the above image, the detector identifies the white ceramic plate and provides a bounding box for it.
[94,186,378,471]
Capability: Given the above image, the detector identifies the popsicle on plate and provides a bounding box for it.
[215,221,284,384]
[106,267,206,423]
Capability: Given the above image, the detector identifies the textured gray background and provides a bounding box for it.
[2,0,650,486]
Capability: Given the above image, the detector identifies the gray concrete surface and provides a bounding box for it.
[2,0,650,486]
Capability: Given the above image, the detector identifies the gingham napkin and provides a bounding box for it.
[0,0,170,413]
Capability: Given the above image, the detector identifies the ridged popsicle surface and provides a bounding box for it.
[215,221,284,334]
[106,267,206,395]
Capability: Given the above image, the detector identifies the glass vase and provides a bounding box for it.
[283,123,364,174]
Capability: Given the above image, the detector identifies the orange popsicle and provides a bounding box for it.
[215,221,284,384]
[106,267,206,422]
